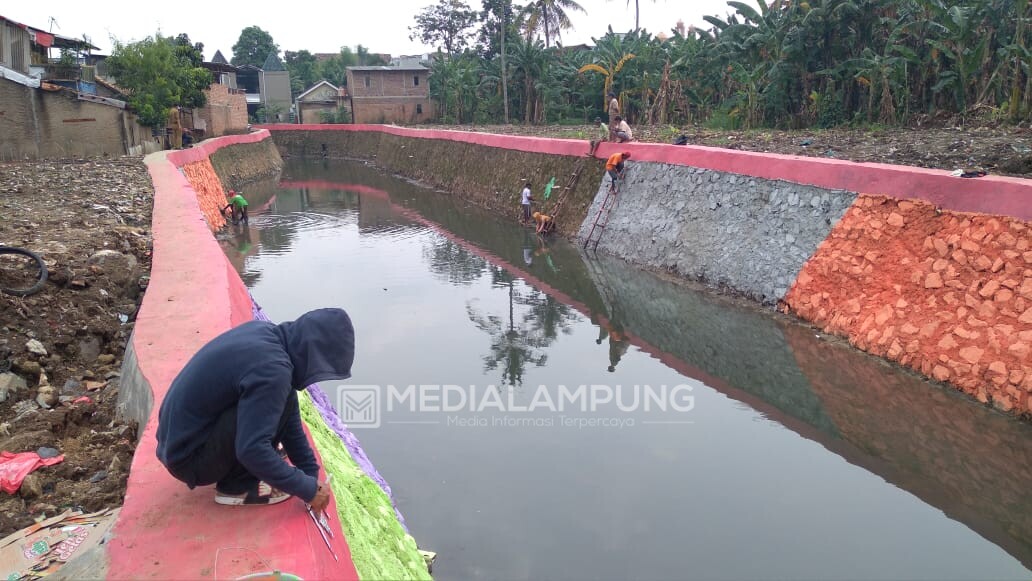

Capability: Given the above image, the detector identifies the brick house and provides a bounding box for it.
[296,80,348,124]
[345,65,432,124]
[197,51,248,137]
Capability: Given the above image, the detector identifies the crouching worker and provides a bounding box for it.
[533,211,556,235]
[156,308,355,511]
[605,151,631,190]
[223,190,249,225]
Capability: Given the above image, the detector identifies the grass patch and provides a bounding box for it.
[299,390,431,580]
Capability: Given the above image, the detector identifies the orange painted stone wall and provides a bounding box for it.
[784,194,1032,415]
[181,158,228,231]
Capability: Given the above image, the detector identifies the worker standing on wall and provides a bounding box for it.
[605,152,631,191]
[156,308,352,509]
[606,92,620,141]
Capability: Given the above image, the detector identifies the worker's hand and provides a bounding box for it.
[309,480,332,513]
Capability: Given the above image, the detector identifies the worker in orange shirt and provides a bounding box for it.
[532,211,555,235]
[605,151,631,190]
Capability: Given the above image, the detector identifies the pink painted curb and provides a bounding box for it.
[105,134,359,580]
[259,124,1032,220]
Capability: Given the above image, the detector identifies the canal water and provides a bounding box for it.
[219,159,1032,581]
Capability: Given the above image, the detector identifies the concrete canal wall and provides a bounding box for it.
[265,124,606,237]
[260,124,1032,418]
[107,130,427,580]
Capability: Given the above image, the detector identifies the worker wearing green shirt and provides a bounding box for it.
[223,190,249,225]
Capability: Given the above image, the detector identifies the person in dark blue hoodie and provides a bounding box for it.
[156,308,354,510]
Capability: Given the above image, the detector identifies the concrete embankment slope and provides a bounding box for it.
[261,124,1032,417]
[582,145,1032,416]
[264,123,605,237]
[105,130,427,580]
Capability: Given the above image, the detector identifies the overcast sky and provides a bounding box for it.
[6,0,735,61]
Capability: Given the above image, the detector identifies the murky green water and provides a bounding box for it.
[220,159,1032,581]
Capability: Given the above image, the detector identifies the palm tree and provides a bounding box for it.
[509,37,548,122]
[522,0,586,47]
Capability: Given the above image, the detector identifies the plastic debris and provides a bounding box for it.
[0,452,64,494]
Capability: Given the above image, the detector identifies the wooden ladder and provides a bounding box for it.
[583,182,618,251]
[549,154,590,222]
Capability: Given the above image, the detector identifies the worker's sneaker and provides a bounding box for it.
[214,481,291,506]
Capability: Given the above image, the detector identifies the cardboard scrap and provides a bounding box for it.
[0,508,118,580]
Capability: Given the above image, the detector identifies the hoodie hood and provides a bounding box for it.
[276,308,355,389]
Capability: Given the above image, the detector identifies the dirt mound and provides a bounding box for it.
[0,158,153,535]
[430,124,1032,178]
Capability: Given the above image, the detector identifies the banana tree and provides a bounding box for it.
[578,28,637,111]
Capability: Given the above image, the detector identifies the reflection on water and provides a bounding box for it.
[219,159,1032,580]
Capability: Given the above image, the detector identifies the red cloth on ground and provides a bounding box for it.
[0,451,64,494]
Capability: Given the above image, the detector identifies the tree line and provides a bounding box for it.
[102,1,1032,130]
[415,0,1032,128]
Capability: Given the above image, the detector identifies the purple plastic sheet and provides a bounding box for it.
[251,299,409,532]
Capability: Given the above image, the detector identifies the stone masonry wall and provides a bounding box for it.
[208,137,283,192]
[784,195,1032,415]
[179,134,283,232]
[579,161,855,303]
[270,128,602,237]
[181,159,228,231]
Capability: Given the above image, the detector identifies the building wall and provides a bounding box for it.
[345,69,432,124]
[299,102,338,124]
[259,70,292,120]
[347,70,428,98]
[349,97,432,124]
[0,77,158,159]
[197,83,248,137]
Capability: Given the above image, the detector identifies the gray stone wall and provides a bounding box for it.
[578,161,856,303]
